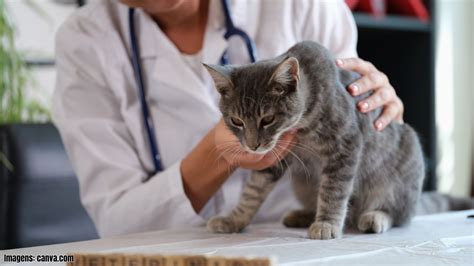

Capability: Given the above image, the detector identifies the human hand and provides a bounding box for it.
[214,119,297,170]
[336,58,404,131]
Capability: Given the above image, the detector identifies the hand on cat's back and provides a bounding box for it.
[214,119,297,170]
[336,58,404,131]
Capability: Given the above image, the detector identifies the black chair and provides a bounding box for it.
[0,123,98,249]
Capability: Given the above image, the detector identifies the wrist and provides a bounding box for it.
[180,125,236,212]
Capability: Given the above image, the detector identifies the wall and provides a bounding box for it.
[435,0,473,196]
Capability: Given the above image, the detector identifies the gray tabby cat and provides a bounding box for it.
[203,41,425,239]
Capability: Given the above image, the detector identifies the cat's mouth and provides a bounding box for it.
[242,136,281,155]
[242,126,298,155]
[243,143,274,155]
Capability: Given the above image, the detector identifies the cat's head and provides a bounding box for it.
[204,56,305,154]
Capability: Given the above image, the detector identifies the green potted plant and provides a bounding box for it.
[0,0,50,170]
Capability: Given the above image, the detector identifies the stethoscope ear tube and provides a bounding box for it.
[220,0,258,64]
[129,8,163,177]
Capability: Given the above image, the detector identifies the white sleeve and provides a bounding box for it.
[298,0,358,59]
[52,16,205,238]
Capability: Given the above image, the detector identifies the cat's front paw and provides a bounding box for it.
[308,221,342,240]
[207,216,245,233]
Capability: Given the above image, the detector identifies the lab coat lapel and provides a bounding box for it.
[134,11,214,107]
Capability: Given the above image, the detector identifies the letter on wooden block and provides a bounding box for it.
[86,254,104,266]
[145,255,165,266]
[125,255,144,266]
[105,254,124,266]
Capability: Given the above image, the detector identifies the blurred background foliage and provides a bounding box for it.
[1,0,50,170]
[0,0,50,124]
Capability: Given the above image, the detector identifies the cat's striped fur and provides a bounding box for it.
[205,41,429,239]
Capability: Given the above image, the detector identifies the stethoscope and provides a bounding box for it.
[128,0,258,176]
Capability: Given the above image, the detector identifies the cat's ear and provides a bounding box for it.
[270,56,300,90]
[203,63,234,98]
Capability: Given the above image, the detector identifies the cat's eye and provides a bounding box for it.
[231,117,244,127]
[273,86,286,96]
[261,115,275,127]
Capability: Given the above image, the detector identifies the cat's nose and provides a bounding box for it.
[248,143,261,151]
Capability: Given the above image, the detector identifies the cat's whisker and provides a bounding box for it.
[214,146,241,166]
[275,149,291,180]
[214,140,240,150]
[277,145,311,183]
[208,142,240,163]
[229,147,240,160]
[277,140,318,156]
[215,140,240,146]
[214,142,244,160]
[218,145,241,175]
[230,148,245,167]
[270,149,284,172]
[278,154,292,182]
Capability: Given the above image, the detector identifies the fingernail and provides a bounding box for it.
[375,121,383,130]
[359,102,369,111]
[349,84,359,94]
[336,59,344,66]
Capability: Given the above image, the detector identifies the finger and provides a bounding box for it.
[274,140,292,158]
[242,152,265,162]
[347,71,389,96]
[394,98,405,123]
[280,130,298,143]
[357,86,394,113]
[257,152,281,169]
[374,102,399,131]
[278,130,298,151]
[336,58,377,75]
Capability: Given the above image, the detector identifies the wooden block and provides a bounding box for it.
[68,253,272,266]
[164,255,185,266]
[247,258,271,266]
[85,254,105,266]
[67,254,85,266]
[226,258,250,266]
[144,255,165,266]
[184,255,206,266]
[104,254,124,266]
[124,255,144,266]
[205,257,227,266]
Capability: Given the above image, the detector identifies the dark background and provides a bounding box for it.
[354,0,436,191]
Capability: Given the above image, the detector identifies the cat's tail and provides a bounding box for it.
[416,192,474,215]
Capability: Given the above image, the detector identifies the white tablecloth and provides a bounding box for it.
[2,210,474,265]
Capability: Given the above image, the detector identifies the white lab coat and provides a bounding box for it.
[53,0,357,237]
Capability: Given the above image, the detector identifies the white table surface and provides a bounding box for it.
[2,210,473,266]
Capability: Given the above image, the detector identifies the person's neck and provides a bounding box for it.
[146,0,209,54]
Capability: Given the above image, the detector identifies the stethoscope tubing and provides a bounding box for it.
[129,8,163,176]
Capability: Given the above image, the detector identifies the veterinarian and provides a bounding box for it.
[53,0,404,237]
